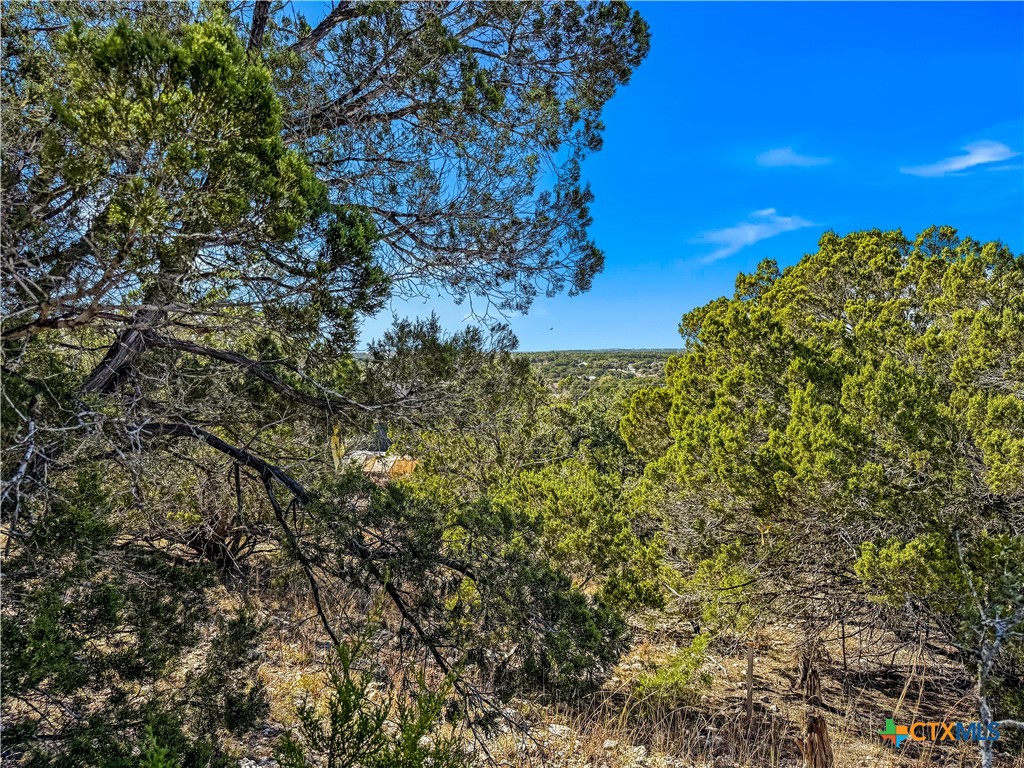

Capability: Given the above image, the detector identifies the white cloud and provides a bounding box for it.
[695,209,816,262]
[756,147,832,167]
[901,140,1021,177]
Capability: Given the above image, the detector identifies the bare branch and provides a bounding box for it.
[289,1,359,53]
[144,333,380,414]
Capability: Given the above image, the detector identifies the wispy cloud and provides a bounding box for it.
[756,147,832,167]
[695,209,816,262]
[901,140,1021,177]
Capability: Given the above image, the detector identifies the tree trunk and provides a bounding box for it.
[979,691,994,768]
[797,645,833,768]
[803,713,834,768]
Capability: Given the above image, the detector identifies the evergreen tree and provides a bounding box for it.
[1,2,650,763]
[626,227,1024,762]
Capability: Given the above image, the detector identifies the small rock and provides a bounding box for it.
[602,739,619,750]
[548,723,570,737]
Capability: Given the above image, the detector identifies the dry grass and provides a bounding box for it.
[472,616,1023,768]
[214,578,1023,768]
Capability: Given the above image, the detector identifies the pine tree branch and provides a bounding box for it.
[289,2,359,53]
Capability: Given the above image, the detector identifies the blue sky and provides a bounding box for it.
[358,2,1024,351]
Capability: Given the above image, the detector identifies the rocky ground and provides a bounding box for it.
[232,597,1021,768]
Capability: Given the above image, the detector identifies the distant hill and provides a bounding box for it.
[520,349,677,387]
[351,348,680,388]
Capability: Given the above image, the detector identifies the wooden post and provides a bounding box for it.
[840,615,848,679]
[746,642,755,723]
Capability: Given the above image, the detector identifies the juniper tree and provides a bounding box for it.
[626,227,1024,753]
[1,2,650,763]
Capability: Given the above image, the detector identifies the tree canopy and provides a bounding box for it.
[5,3,1021,765]
[625,226,1024,758]
[1,2,650,764]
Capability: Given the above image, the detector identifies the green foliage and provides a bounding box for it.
[621,385,673,464]
[267,2,651,312]
[686,543,758,635]
[495,458,665,609]
[855,533,967,612]
[856,531,1024,736]
[394,348,665,613]
[1,468,259,767]
[525,350,673,389]
[140,728,181,768]
[276,640,469,768]
[857,533,1024,641]
[547,374,651,477]
[56,12,322,236]
[392,338,552,497]
[2,2,657,764]
[4,6,325,295]
[186,608,270,738]
[307,472,630,700]
[634,226,1022,569]
[632,633,712,707]
[629,226,1024,727]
